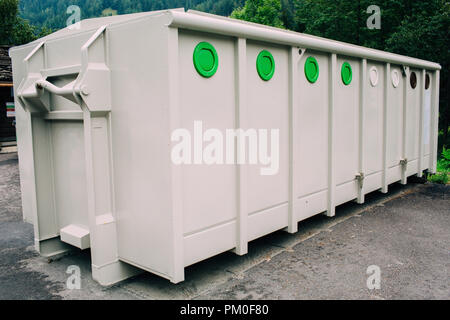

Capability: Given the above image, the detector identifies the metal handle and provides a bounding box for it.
[35,80,79,96]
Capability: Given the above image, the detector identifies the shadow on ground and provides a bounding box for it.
[0,153,448,299]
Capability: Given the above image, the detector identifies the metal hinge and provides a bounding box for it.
[401,65,408,77]
[400,158,408,167]
[355,172,365,189]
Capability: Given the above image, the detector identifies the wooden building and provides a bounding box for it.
[0,46,16,148]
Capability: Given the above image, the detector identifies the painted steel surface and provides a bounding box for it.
[9,9,440,285]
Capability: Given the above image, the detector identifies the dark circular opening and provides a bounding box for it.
[410,71,417,89]
[425,74,431,90]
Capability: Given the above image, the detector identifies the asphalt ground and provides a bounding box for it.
[0,152,448,299]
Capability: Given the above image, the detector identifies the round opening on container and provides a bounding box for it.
[193,42,218,78]
[341,62,352,85]
[305,56,319,83]
[256,50,275,81]
[410,71,417,89]
[391,69,400,88]
[425,73,431,90]
[369,66,379,87]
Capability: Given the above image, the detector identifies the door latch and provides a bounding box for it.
[355,172,365,189]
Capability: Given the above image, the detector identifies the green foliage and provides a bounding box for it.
[428,172,448,184]
[17,0,245,30]
[102,8,118,16]
[0,0,21,44]
[38,26,53,38]
[12,17,37,45]
[386,1,450,152]
[194,0,245,16]
[0,0,52,45]
[280,0,295,30]
[437,147,450,172]
[231,0,284,28]
[295,0,361,45]
[428,148,450,184]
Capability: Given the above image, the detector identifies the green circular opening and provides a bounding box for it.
[256,50,275,81]
[341,62,352,85]
[193,42,218,78]
[305,56,319,83]
[199,49,214,71]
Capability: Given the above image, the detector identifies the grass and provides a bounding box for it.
[428,148,450,185]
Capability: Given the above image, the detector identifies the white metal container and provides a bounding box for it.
[9,9,441,285]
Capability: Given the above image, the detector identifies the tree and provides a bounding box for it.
[0,0,20,44]
[295,0,374,47]
[280,0,295,30]
[231,0,284,28]
[12,18,37,45]
[386,1,450,149]
[0,0,41,45]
